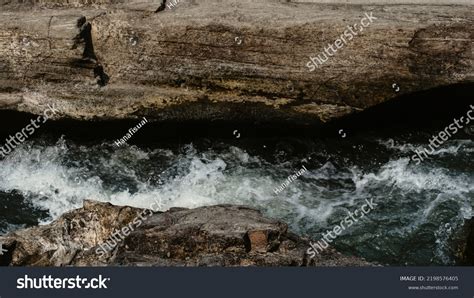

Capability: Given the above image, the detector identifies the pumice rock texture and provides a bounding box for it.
[0,200,372,266]
[0,0,472,125]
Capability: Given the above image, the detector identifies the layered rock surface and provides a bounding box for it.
[0,200,372,266]
[0,0,472,124]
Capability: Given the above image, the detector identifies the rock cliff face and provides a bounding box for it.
[0,201,372,266]
[0,0,472,125]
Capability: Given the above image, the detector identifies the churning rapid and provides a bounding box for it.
[0,132,472,266]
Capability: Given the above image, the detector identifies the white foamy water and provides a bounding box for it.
[377,138,473,156]
[0,139,301,220]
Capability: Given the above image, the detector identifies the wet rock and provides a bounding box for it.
[0,201,372,267]
[454,218,474,265]
[0,201,138,266]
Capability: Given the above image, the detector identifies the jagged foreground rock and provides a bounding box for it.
[453,218,474,265]
[0,0,472,124]
[0,201,372,266]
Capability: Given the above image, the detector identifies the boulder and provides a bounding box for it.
[0,200,372,266]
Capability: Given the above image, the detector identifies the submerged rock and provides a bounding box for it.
[0,201,371,267]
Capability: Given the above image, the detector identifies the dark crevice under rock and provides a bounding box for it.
[0,83,472,143]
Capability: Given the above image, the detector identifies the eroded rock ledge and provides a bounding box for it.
[0,201,372,266]
[0,0,472,125]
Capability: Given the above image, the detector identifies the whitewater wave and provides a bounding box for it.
[377,138,474,156]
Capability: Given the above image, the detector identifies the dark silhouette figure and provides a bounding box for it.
[155,0,167,12]
[72,16,97,61]
[72,16,109,87]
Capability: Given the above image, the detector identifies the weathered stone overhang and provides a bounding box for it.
[0,0,472,125]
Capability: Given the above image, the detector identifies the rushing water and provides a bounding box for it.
[0,130,472,266]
